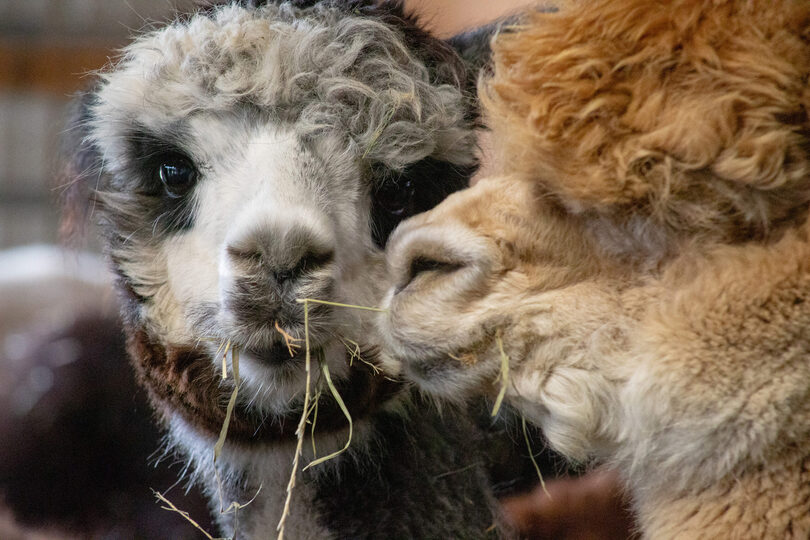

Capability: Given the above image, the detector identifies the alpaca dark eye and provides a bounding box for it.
[158,155,197,197]
[375,179,414,217]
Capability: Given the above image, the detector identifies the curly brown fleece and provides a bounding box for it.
[379,1,810,538]
[484,0,810,245]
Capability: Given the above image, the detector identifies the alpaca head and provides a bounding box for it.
[380,175,613,397]
[64,1,481,441]
[379,0,810,455]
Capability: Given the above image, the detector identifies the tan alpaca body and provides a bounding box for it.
[379,1,810,537]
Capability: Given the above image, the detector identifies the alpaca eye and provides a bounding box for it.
[158,155,197,197]
[375,179,414,217]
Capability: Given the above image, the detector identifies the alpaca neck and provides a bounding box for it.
[634,445,810,539]
[170,391,509,538]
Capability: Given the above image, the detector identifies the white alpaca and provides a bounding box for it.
[63,1,512,537]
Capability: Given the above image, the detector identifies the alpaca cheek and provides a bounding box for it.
[164,233,222,316]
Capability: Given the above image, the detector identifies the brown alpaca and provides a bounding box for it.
[379,1,810,538]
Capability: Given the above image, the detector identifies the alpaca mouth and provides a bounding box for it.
[402,356,453,381]
[396,334,492,386]
[244,341,310,366]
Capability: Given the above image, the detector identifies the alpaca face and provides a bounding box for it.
[80,3,476,416]
[379,176,615,403]
[113,123,382,409]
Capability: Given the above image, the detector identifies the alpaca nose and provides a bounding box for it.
[387,224,474,295]
[227,223,334,285]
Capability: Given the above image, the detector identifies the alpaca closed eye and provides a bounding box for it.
[158,155,197,198]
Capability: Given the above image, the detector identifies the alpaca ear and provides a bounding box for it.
[446,23,501,78]
[59,90,101,246]
[445,6,557,97]
[444,16,524,104]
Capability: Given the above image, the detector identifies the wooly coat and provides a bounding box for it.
[63,1,510,537]
[380,0,810,538]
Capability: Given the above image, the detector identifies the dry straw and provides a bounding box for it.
[214,341,239,464]
[491,332,510,417]
[491,332,548,497]
[154,489,224,540]
[522,415,550,498]
[276,298,387,540]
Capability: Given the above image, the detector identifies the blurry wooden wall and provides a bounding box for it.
[0,0,537,249]
[0,1,202,249]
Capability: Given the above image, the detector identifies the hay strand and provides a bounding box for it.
[153,489,223,540]
[214,345,240,464]
[521,415,550,498]
[491,333,509,417]
[340,336,391,378]
[308,386,323,458]
[213,339,231,380]
[294,298,388,312]
[220,483,264,515]
[340,337,364,368]
[277,298,384,536]
[303,358,353,470]
[275,320,302,357]
[362,102,399,159]
[277,299,314,540]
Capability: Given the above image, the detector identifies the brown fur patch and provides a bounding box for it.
[126,324,402,445]
[450,351,479,366]
[483,0,810,243]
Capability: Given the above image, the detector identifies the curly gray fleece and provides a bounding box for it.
[91,2,476,172]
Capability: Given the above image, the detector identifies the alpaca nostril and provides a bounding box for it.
[227,230,335,286]
[398,255,463,293]
[409,256,461,280]
[274,249,334,284]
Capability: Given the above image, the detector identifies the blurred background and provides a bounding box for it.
[0,0,199,249]
[0,3,203,539]
[1,2,633,540]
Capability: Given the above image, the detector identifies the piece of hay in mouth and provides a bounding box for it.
[277,298,387,539]
[276,300,314,540]
[214,341,239,464]
[275,320,302,356]
[174,300,386,539]
[488,334,548,496]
